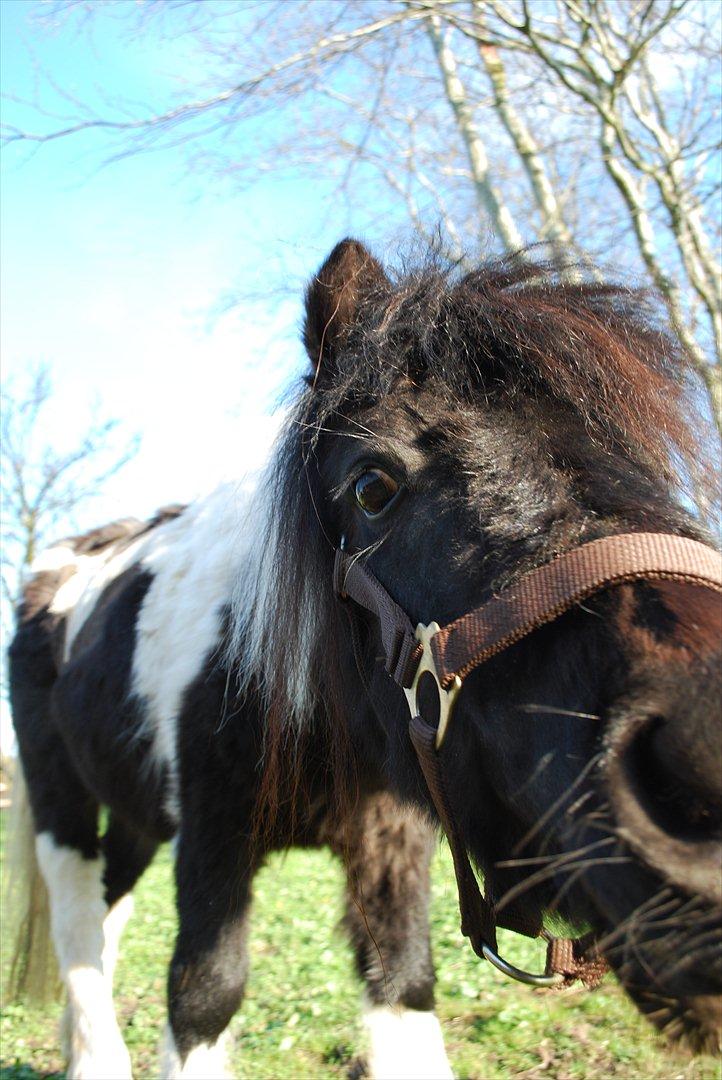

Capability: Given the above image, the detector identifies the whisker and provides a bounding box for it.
[660,928,722,980]
[509,751,557,799]
[565,791,594,818]
[500,854,632,912]
[349,540,383,564]
[643,1006,673,1024]
[593,889,678,956]
[332,412,380,439]
[511,751,604,856]
[499,833,620,870]
[519,704,602,721]
[290,418,371,441]
[496,837,619,910]
[663,1018,685,1041]
[545,857,621,914]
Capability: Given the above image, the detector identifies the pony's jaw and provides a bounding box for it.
[606,935,722,1054]
[443,662,722,1055]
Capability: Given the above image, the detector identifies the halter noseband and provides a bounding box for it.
[334,532,722,988]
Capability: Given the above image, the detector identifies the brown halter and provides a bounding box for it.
[334,532,722,988]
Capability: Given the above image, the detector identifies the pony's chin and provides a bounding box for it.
[595,916,722,1055]
[621,985,722,1056]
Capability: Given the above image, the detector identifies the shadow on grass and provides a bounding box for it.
[0,1063,63,1080]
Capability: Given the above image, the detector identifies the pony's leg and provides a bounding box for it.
[335,793,453,1080]
[58,893,138,1071]
[54,817,158,1070]
[12,691,133,1080]
[35,826,134,1080]
[49,812,158,1070]
[56,814,160,1061]
[101,813,160,972]
[162,834,254,1079]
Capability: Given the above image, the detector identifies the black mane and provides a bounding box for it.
[303,255,706,483]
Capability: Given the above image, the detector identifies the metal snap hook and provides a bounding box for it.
[481,942,564,987]
[403,622,462,749]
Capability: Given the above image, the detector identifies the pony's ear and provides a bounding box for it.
[303,239,388,378]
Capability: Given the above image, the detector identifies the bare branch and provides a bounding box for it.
[471,0,576,266]
[0,366,140,614]
[3,0,719,427]
[424,12,525,252]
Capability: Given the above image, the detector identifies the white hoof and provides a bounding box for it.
[363,1005,454,1080]
[161,1025,232,1079]
[67,1037,133,1080]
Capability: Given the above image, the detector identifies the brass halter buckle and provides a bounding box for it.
[403,622,462,749]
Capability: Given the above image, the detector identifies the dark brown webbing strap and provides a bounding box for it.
[409,714,501,952]
[334,549,419,685]
[409,713,541,944]
[431,533,722,686]
[545,935,608,989]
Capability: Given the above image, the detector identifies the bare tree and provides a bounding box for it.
[1,366,139,616]
[467,0,722,419]
[3,0,720,426]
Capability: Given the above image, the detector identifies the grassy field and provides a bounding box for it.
[1,831,719,1080]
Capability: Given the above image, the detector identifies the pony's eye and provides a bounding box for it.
[354,469,399,517]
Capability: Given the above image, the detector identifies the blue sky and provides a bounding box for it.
[1,1,392,527]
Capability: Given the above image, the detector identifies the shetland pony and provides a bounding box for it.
[8,240,721,1077]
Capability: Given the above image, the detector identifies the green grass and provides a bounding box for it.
[1,832,719,1079]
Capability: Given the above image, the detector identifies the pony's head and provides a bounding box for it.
[238,239,721,1050]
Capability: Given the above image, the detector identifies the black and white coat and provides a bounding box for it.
[9,476,450,1080]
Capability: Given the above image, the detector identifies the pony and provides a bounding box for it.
[7,490,444,1079]
[7,238,721,1078]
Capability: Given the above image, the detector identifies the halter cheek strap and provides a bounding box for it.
[334,533,722,988]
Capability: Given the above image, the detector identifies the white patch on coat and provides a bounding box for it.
[131,481,262,818]
[35,834,132,1080]
[49,556,94,618]
[161,1025,231,1079]
[34,467,294,820]
[103,894,134,985]
[30,544,77,574]
[363,1003,454,1080]
[60,535,151,649]
[30,480,263,825]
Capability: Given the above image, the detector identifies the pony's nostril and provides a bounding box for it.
[607,712,722,906]
[627,717,722,842]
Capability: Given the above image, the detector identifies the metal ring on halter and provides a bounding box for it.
[481,942,564,987]
[403,622,463,748]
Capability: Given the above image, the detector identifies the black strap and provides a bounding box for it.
[335,549,420,686]
[409,714,541,946]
